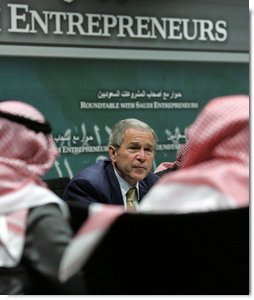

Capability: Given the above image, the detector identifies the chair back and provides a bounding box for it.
[84,207,249,295]
[44,177,70,198]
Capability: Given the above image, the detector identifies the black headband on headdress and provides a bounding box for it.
[0,110,52,134]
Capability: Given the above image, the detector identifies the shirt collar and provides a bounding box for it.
[113,168,140,199]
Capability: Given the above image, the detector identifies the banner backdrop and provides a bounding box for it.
[0,57,248,178]
[0,0,249,179]
[0,0,248,51]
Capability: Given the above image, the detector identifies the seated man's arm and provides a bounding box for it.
[63,178,103,206]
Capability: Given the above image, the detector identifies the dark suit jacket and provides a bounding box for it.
[63,159,159,206]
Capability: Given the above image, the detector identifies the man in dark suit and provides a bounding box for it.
[63,119,159,209]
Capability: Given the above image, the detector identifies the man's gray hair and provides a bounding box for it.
[109,118,157,149]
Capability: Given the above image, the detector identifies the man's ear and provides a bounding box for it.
[109,145,117,162]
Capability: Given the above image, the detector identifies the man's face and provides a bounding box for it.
[109,128,156,186]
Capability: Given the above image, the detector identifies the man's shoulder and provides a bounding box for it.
[142,172,160,186]
[76,159,113,179]
[70,159,118,197]
[138,172,160,199]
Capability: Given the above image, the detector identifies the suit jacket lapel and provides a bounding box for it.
[105,162,124,205]
[138,181,150,203]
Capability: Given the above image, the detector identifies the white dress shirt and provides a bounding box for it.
[113,169,140,209]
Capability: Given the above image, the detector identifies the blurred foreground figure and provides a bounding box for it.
[59,94,249,282]
[155,143,189,176]
[140,94,249,213]
[0,101,85,294]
